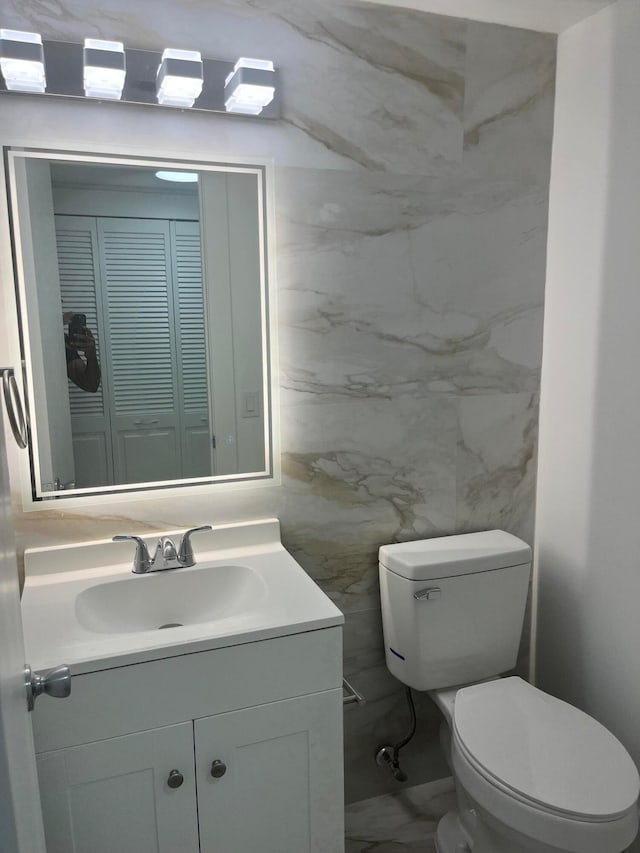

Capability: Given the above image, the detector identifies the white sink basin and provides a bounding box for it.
[21,519,344,674]
[75,564,267,634]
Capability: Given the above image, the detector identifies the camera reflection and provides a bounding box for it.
[63,311,101,393]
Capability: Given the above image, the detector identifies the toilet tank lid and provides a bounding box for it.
[379,530,531,581]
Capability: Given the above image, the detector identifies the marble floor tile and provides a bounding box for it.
[346,842,435,853]
[345,778,456,852]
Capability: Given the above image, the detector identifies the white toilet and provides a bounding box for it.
[379,530,640,853]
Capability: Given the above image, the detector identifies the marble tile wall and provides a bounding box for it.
[0,0,556,802]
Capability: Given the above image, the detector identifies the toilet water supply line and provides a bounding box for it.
[375,686,417,781]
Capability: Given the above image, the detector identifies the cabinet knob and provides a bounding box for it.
[167,769,184,789]
[210,759,227,778]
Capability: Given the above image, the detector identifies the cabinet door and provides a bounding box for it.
[36,722,199,853]
[195,689,344,853]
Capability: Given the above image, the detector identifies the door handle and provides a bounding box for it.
[1,368,28,449]
[25,664,71,712]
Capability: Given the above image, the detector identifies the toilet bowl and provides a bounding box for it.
[379,531,640,853]
[433,678,639,853]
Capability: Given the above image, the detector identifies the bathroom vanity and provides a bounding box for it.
[21,519,345,853]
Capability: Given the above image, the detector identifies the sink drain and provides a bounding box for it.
[158,622,183,629]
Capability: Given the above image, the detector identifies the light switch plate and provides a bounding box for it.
[242,391,260,418]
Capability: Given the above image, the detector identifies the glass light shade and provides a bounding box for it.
[156,48,203,108]
[155,171,199,182]
[0,29,46,93]
[83,38,126,100]
[224,57,275,115]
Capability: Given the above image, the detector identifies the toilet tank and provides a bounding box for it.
[379,530,531,691]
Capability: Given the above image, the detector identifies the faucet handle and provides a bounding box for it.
[178,525,213,566]
[113,535,152,574]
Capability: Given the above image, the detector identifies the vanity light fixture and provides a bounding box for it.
[156,48,203,108]
[83,38,126,100]
[0,33,279,117]
[224,57,275,115]
[155,171,199,182]
[0,29,46,93]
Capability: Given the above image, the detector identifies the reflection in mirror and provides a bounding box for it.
[8,153,271,499]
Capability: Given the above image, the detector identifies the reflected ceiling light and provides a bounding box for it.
[83,38,126,99]
[155,171,199,182]
[156,48,203,108]
[0,29,46,93]
[224,57,275,115]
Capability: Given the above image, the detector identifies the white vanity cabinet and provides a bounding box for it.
[36,722,200,853]
[32,628,344,853]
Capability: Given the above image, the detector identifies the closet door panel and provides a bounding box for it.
[182,417,212,479]
[116,426,181,484]
[171,220,212,477]
[97,218,181,484]
[71,431,111,488]
[55,215,113,487]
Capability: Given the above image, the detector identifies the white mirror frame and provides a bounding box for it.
[0,142,280,511]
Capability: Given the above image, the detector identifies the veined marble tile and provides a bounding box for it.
[275,166,534,256]
[343,662,449,803]
[0,95,359,176]
[463,21,557,188]
[4,0,465,174]
[455,392,539,544]
[342,608,451,802]
[280,394,457,537]
[343,607,386,677]
[345,777,456,846]
[280,394,457,610]
[277,168,547,400]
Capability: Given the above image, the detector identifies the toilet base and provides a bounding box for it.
[435,811,471,853]
[437,801,601,853]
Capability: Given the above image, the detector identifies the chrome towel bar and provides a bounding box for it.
[343,677,365,706]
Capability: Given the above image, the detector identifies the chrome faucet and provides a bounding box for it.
[113,526,213,574]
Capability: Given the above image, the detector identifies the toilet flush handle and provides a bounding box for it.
[414,587,441,601]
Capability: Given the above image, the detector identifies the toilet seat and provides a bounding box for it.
[452,677,639,820]
[450,677,639,853]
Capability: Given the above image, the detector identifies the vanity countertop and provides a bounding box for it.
[21,518,344,675]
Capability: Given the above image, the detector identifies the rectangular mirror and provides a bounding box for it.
[7,149,274,501]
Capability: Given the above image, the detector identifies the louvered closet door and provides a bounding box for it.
[55,215,113,488]
[171,220,212,478]
[97,218,181,485]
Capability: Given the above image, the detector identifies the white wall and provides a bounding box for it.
[14,160,75,490]
[535,0,640,828]
[52,186,200,220]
